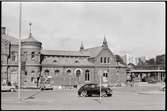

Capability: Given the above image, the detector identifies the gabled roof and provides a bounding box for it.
[1,34,18,45]
[80,46,103,58]
[41,50,89,57]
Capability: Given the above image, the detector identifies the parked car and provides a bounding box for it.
[40,84,53,90]
[1,84,16,92]
[78,83,112,97]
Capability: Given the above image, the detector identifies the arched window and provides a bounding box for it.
[31,71,35,75]
[104,57,106,63]
[85,70,90,81]
[100,57,103,63]
[76,70,81,78]
[54,70,59,75]
[66,69,71,74]
[44,70,49,76]
[31,52,35,60]
[103,73,108,77]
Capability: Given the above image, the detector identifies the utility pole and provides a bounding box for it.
[99,70,102,103]
[18,1,22,100]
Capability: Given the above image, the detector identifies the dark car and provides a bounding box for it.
[78,83,112,97]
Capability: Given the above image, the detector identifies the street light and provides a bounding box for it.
[18,1,22,101]
[98,70,102,103]
[116,62,121,86]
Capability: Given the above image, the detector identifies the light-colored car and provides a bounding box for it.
[1,84,16,92]
[40,84,53,90]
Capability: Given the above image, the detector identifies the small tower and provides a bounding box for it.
[102,35,108,48]
[80,41,84,51]
[21,22,42,88]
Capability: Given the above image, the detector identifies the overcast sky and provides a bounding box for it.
[2,2,165,59]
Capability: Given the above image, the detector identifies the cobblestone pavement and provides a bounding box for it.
[1,86,165,110]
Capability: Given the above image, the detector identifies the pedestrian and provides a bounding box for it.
[130,74,135,87]
[37,74,41,88]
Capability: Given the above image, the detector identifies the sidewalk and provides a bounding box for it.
[138,90,165,95]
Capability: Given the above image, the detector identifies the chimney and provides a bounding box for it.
[1,27,6,35]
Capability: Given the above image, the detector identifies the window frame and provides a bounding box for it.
[85,70,90,81]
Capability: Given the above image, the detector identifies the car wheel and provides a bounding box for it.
[101,91,107,97]
[10,88,14,92]
[80,90,87,97]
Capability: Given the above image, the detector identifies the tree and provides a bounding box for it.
[156,54,165,65]
[115,55,125,65]
[146,58,156,65]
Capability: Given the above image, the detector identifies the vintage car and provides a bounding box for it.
[1,84,16,92]
[78,83,112,97]
[40,84,53,90]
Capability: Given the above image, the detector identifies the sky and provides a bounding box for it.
[2,2,165,59]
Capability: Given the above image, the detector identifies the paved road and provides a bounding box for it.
[1,86,165,110]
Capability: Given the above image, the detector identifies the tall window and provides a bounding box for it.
[25,71,27,76]
[31,52,35,60]
[24,52,27,61]
[107,57,110,63]
[54,70,59,75]
[31,77,34,82]
[76,70,81,78]
[103,73,108,77]
[66,69,71,75]
[44,70,49,76]
[100,57,103,63]
[85,70,90,81]
[104,57,106,63]
[11,51,16,61]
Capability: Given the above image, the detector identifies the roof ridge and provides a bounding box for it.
[82,46,102,51]
[42,49,80,52]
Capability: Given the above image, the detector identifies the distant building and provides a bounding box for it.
[122,54,136,65]
[135,56,146,65]
[1,26,127,88]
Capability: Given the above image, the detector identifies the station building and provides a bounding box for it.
[1,26,127,88]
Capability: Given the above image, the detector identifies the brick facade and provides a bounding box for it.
[1,27,127,88]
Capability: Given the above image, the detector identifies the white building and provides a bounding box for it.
[122,54,136,65]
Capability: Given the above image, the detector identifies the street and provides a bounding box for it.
[1,86,165,110]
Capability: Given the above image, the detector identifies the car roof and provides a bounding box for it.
[83,83,97,86]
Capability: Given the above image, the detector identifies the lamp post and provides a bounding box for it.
[98,70,102,103]
[18,1,22,101]
[116,62,121,86]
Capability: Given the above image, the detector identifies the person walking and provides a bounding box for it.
[130,74,135,87]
